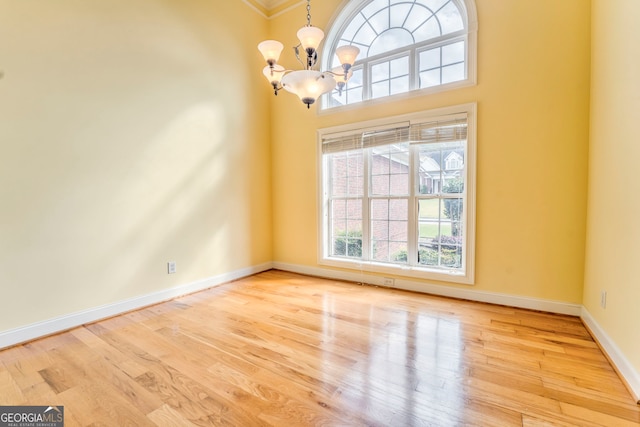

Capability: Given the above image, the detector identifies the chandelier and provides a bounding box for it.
[257,0,360,108]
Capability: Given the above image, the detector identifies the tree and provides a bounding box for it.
[442,177,464,237]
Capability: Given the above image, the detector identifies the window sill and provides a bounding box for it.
[319,256,474,285]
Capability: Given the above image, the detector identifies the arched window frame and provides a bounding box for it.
[320,0,478,111]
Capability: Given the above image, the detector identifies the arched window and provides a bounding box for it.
[322,0,477,109]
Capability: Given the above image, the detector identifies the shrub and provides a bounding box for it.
[333,230,362,257]
[437,235,463,250]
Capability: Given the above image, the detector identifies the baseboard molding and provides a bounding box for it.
[580,307,640,404]
[0,262,273,350]
[272,261,582,316]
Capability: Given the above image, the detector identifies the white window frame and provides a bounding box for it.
[317,103,477,284]
[319,0,478,112]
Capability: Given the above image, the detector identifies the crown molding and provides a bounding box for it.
[242,0,305,19]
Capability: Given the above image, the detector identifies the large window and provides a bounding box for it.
[318,105,476,284]
[322,0,477,110]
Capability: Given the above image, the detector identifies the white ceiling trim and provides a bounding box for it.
[241,0,306,19]
[253,0,292,8]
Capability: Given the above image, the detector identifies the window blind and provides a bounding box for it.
[322,115,467,154]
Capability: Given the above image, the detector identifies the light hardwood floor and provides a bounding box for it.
[0,270,638,426]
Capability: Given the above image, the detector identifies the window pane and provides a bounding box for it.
[331,156,347,196]
[390,76,409,95]
[348,174,363,196]
[372,144,409,196]
[371,199,389,220]
[371,175,390,195]
[371,81,389,99]
[332,199,346,224]
[346,198,362,219]
[390,57,409,78]
[372,62,390,83]
[341,14,366,42]
[332,197,363,259]
[372,240,389,261]
[390,220,407,241]
[420,69,441,88]
[372,150,390,175]
[390,198,408,220]
[419,199,441,220]
[371,198,408,264]
[442,63,465,84]
[437,1,464,34]
[419,221,439,240]
[413,17,441,43]
[330,91,346,107]
[390,172,409,194]
[390,3,413,28]
[417,0,449,11]
[418,149,443,193]
[405,5,433,32]
[347,219,361,233]
[442,246,462,267]
[350,68,364,87]
[372,220,389,240]
[347,238,363,257]
[442,41,465,65]
[347,87,363,103]
[420,48,441,71]
[331,152,363,197]
[362,0,388,18]
[389,242,408,263]
[390,150,408,172]
[442,198,463,227]
[353,23,378,47]
[368,8,390,34]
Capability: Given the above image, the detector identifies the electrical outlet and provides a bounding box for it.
[168,261,177,274]
[383,277,395,287]
[600,290,607,309]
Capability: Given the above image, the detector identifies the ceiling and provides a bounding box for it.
[253,0,290,7]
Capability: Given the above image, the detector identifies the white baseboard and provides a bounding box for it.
[581,307,640,403]
[272,261,582,316]
[0,262,273,350]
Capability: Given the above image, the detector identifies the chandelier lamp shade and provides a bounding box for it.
[257,0,359,109]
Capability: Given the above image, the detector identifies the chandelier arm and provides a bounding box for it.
[293,45,307,68]
[322,70,350,81]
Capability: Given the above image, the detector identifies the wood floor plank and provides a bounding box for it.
[0,270,638,426]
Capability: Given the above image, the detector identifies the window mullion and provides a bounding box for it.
[363,61,371,101]
[410,46,418,91]
[362,148,371,261]
[407,145,418,266]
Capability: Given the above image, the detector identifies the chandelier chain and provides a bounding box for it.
[306,0,311,26]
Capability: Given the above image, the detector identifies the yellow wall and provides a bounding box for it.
[0,0,272,331]
[584,0,640,373]
[271,0,591,303]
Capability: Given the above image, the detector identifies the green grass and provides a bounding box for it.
[419,222,451,238]
[418,199,445,219]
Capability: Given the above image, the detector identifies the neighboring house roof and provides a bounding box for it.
[370,145,464,176]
